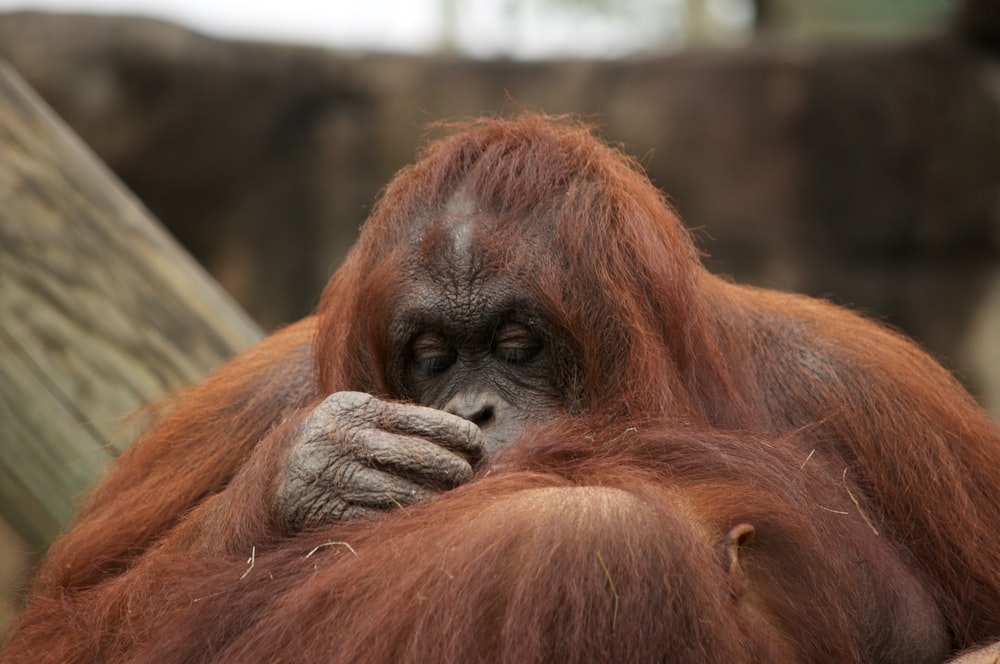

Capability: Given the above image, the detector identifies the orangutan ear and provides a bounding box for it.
[723,523,756,594]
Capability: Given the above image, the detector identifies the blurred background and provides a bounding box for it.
[1,0,998,630]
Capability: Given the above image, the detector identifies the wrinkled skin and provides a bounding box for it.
[948,643,1000,663]
[275,392,485,527]
[275,212,573,529]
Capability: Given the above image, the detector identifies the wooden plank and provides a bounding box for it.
[0,331,107,545]
[0,59,263,548]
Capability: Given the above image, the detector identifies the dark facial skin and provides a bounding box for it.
[274,211,571,530]
[389,202,571,454]
[391,285,567,455]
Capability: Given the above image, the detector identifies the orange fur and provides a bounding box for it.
[3,115,999,661]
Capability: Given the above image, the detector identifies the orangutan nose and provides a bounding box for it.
[444,389,499,429]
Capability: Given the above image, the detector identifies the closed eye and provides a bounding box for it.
[493,322,541,365]
[410,332,456,377]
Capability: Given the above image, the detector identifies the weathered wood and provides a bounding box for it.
[0,59,263,549]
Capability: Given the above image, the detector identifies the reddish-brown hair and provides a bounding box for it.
[8,426,950,664]
[4,115,999,661]
[315,115,740,427]
[310,116,1000,642]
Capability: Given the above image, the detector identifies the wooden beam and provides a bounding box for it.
[0,60,263,548]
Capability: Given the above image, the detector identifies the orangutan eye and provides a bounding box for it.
[409,332,456,377]
[493,322,542,365]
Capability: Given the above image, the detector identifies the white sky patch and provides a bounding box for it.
[0,0,728,58]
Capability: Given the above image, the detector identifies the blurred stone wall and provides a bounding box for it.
[1,9,998,626]
[2,15,998,391]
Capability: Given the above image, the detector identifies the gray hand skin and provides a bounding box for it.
[947,643,1000,664]
[275,391,486,530]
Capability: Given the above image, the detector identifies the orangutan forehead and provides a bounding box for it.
[405,189,501,272]
[437,188,488,254]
